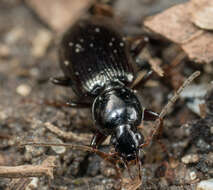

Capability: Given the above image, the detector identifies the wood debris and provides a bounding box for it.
[144,0,213,63]
[0,156,56,179]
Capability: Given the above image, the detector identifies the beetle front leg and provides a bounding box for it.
[43,99,91,108]
[90,131,107,148]
[143,109,159,121]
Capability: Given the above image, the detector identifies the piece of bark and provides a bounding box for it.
[144,0,213,63]
[26,0,93,33]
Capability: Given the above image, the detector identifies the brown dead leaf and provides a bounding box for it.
[144,0,213,63]
[191,0,213,30]
[144,2,202,44]
[182,32,213,63]
[26,0,93,33]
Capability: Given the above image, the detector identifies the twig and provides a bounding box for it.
[44,122,92,144]
[0,156,56,179]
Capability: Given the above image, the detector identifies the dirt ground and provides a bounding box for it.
[0,0,213,190]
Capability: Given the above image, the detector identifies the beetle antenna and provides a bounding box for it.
[140,71,200,148]
[19,142,119,164]
[159,71,200,119]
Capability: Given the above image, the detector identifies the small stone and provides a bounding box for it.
[0,44,10,58]
[5,27,24,44]
[181,154,199,164]
[26,177,39,190]
[189,171,197,181]
[51,138,66,154]
[31,29,52,58]
[210,127,213,134]
[16,84,32,96]
[197,179,213,190]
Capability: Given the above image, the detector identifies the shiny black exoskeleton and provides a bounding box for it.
[52,16,158,162]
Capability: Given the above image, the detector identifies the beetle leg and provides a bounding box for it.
[42,99,91,108]
[50,76,72,87]
[143,109,159,121]
[22,98,91,109]
[127,36,149,58]
[90,131,107,148]
[131,70,153,89]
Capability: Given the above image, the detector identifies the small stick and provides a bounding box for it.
[0,156,56,179]
[44,122,92,144]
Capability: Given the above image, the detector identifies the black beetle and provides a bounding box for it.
[51,16,159,162]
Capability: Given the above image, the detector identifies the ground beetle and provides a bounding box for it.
[51,16,159,162]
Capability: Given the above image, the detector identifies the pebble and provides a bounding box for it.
[5,27,24,44]
[197,179,213,190]
[181,154,199,164]
[26,177,39,190]
[16,84,31,96]
[50,138,66,154]
[31,29,52,58]
[0,44,10,58]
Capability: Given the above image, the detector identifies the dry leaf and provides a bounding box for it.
[191,0,213,30]
[144,0,213,63]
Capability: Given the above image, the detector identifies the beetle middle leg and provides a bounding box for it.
[51,76,72,87]
[42,99,91,108]
[127,36,149,58]
[23,98,91,109]
[131,70,153,89]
